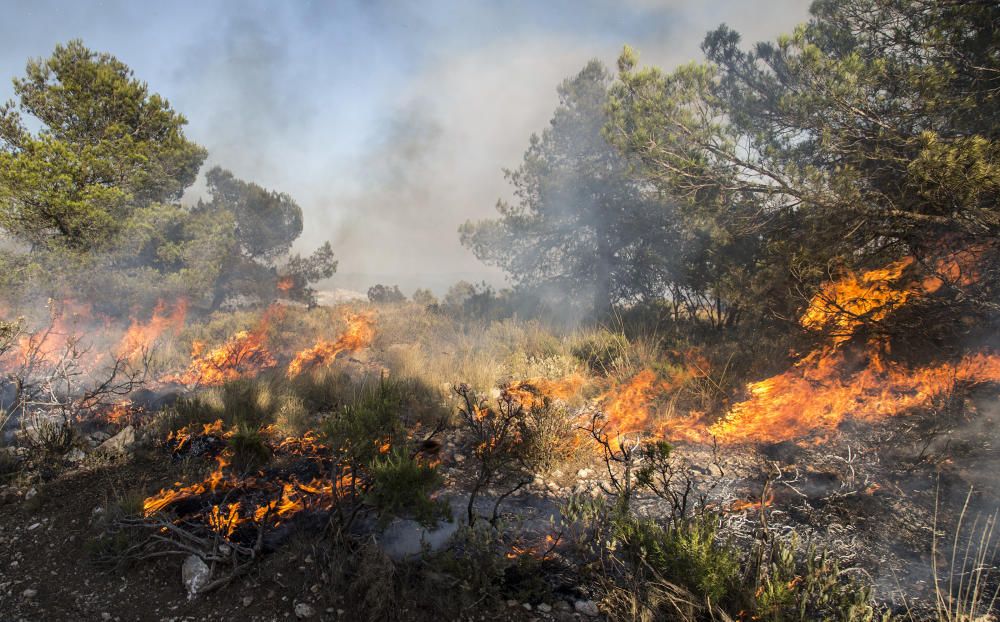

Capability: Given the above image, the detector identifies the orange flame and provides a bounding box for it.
[505,374,586,409]
[144,424,350,538]
[598,370,669,443]
[286,312,375,377]
[712,252,1000,444]
[116,299,187,360]
[164,307,282,387]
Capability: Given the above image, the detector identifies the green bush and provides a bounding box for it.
[368,449,444,527]
[572,330,631,375]
[322,375,404,466]
[227,424,272,473]
[616,514,739,605]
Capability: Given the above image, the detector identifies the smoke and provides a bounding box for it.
[0,0,811,294]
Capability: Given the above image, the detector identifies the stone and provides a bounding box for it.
[181,555,210,599]
[24,487,38,501]
[99,425,136,454]
[66,448,86,463]
[537,603,552,613]
[453,453,465,463]
[576,468,593,479]
[506,600,519,607]
[21,588,37,599]
[378,514,460,560]
[574,600,600,617]
[522,603,532,611]
[294,602,316,619]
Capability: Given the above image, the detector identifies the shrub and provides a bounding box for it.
[367,449,444,527]
[572,329,631,375]
[520,398,579,473]
[227,424,272,473]
[274,393,311,436]
[368,284,406,304]
[221,377,276,429]
[323,375,404,467]
[616,514,740,605]
[288,367,354,413]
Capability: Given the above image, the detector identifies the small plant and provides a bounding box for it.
[931,486,1000,622]
[618,514,740,605]
[454,384,534,526]
[221,377,275,429]
[572,329,631,375]
[520,397,578,473]
[367,449,445,527]
[227,424,272,473]
[748,534,880,622]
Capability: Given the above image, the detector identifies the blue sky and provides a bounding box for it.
[0,0,810,292]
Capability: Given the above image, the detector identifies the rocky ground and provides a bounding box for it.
[0,425,611,622]
[2,387,998,621]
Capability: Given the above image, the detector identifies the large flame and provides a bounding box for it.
[286,312,375,377]
[711,251,1000,444]
[598,369,666,440]
[164,307,282,387]
[709,349,1000,444]
[116,299,187,360]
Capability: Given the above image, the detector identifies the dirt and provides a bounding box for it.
[0,446,583,622]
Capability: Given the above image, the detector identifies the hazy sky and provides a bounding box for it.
[0,0,811,291]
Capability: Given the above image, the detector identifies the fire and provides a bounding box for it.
[505,373,586,409]
[286,312,375,377]
[276,276,294,293]
[799,257,916,345]
[164,307,283,387]
[598,369,668,441]
[116,299,187,360]
[144,423,350,539]
[712,252,1000,444]
[710,350,1000,444]
[728,490,774,512]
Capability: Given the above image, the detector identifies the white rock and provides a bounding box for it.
[294,602,316,619]
[22,588,37,599]
[24,487,38,501]
[576,468,593,479]
[574,600,600,617]
[181,555,210,599]
[99,425,136,454]
[66,448,86,463]
[537,603,552,613]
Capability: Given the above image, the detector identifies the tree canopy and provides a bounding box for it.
[0,40,336,316]
[460,61,675,319]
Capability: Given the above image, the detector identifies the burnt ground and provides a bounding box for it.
[1,388,999,621]
[0,443,585,622]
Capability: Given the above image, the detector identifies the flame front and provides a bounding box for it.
[286,312,375,377]
[143,424,352,539]
[711,252,1000,444]
[116,299,187,360]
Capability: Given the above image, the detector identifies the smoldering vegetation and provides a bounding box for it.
[2,1,1000,621]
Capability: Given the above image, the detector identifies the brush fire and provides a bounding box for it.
[2,4,999,620]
